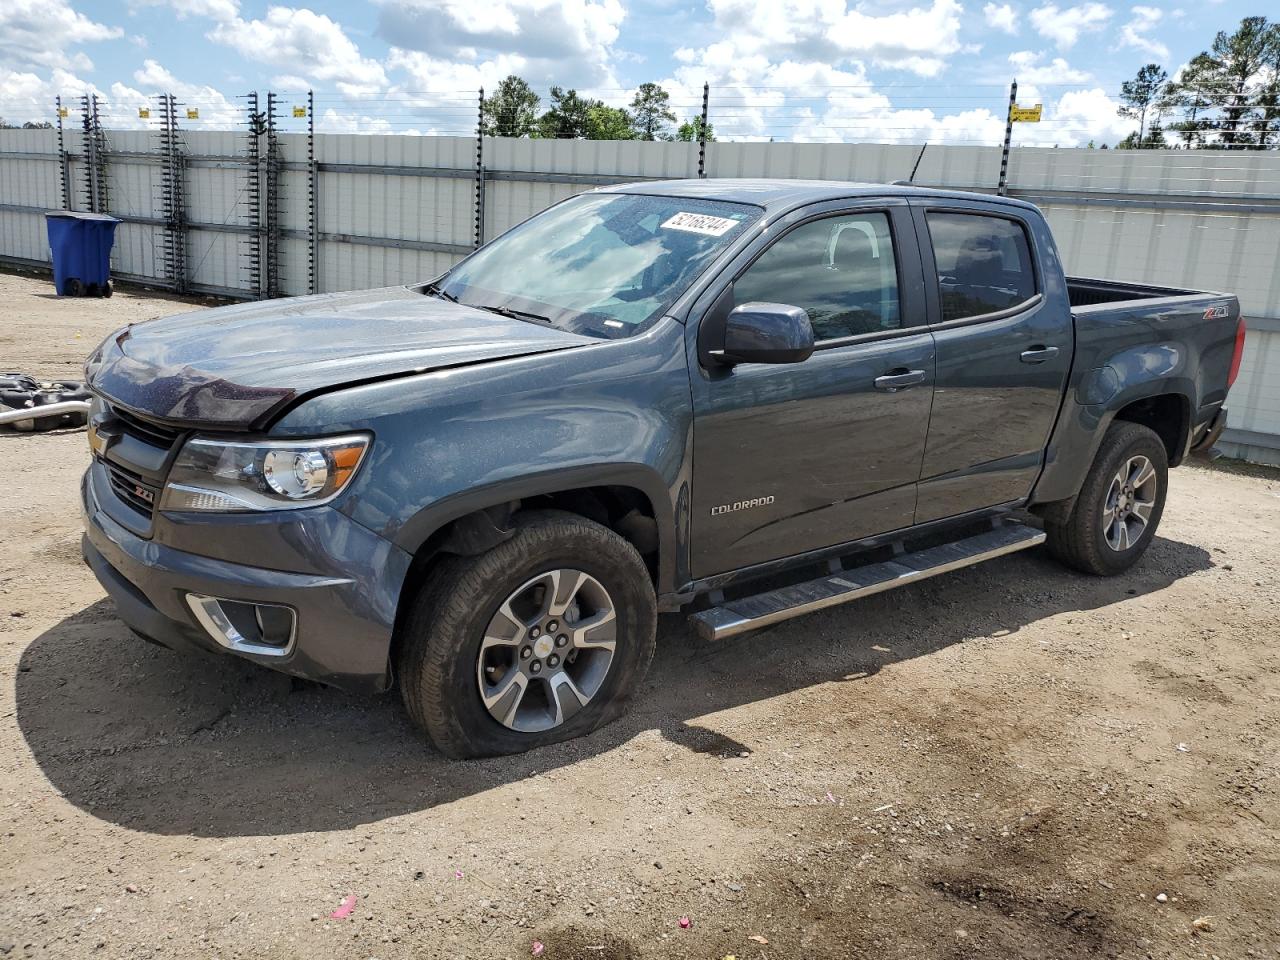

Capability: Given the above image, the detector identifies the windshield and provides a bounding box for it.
[434,193,760,338]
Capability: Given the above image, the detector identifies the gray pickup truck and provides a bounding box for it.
[81,180,1245,757]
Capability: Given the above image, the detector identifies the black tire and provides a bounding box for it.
[102,280,114,298]
[62,278,84,297]
[1045,421,1169,576]
[399,510,658,758]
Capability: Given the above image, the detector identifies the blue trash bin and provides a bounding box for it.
[45,211,122,297]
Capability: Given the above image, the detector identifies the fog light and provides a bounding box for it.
[186,594,296,658]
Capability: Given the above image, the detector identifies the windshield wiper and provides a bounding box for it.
[476,303,554,326]
[424,281,458,303]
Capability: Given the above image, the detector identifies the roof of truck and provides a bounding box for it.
[603,178,1039,214]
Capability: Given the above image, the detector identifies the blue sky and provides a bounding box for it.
[0,0,1264,144]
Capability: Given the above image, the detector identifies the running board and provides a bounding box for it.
[689,521,1045,641]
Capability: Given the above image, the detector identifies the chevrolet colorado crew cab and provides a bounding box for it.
[81,180,1246,758]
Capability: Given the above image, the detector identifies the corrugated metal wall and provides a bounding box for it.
[1,129,1277,461]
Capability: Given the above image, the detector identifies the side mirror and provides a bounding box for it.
[711,302,815,366]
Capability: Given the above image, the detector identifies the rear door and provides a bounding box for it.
[909,201,1073,522]
[686,199,935,579]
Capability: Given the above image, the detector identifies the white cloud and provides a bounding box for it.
[1008,50,1090,91]
[208,7,388,96]
[1118,5,1169,60]
[119,59,243,127]
[1029,2,1113,49]
[376,0,626,91]
[984,3,1019,34]
[698,0,965,76]
[0,67,99,125]
[129,0,240,21]
[0,0,123,74]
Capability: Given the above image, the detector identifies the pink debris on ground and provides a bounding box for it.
[454,869,465,880]
[531,940,545,956]
[329,894,358,920]
[678,916,691,929]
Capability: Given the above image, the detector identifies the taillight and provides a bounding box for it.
[1227,317,1246,389]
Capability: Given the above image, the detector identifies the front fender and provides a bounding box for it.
[393,461,680,591]
[271,318,694,595]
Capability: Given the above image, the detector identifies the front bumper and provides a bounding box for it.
[81,463,412,693]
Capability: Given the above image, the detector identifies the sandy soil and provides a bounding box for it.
[1,270,1278,959]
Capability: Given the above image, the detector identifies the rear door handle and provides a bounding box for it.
[1020,346,1060,364]
[873,369,927,391]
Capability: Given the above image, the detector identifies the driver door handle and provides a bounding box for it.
[874,368,927,391]
[1020,345,1060,364]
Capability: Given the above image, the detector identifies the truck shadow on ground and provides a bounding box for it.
[15,536,1212,837]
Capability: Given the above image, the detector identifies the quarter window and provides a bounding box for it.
[733,212,901,341]
[926,212,1036,322]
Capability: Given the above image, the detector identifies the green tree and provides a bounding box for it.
[675,116,715,142]
[1202,16,1275,147]
[480,76,540,138]
[1254,23,1280,148]
[1162,53,1219,148]
[537,87,596,139]
[1117,63,1168,146]
[585,104,633,140]
[629,82,676,140]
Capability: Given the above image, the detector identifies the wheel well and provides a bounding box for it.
[388,486,660,681]
[1113,394,1189,466]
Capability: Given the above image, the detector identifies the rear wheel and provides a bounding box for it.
[1045,421,1168,576]
[62,278,83,297]
[398,511,657,758]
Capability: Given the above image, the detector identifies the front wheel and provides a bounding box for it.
[1045,421,1169,576]
[398,511,657,758]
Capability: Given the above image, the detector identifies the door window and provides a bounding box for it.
[733,212,900,341]
[926,212,1036,322]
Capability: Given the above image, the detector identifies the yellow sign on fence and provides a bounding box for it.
[138,107,150,119]
[293,106,307,118]
[186,108,200,120]
[1010,103,1043,122]
[57,107,69,118]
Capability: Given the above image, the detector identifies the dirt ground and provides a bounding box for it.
[1,269,1278,960]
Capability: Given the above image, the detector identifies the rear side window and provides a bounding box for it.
[733,212,901,341]
[926,212,1036,322]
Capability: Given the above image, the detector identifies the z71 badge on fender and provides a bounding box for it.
[710,496,775,516]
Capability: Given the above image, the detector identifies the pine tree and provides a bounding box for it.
[1204,16,1273,147]
[629,83,676,141]
[480,77,540,138]
[537,87,596,139]
[1162,54,1218,148]
[1117,63,1168,146]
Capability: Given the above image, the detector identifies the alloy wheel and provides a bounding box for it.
[476,569,617,733]
[1102,454,1158,551]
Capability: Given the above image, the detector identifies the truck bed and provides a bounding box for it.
[1067,276,1205,309]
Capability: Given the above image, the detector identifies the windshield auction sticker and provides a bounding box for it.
[660,212,739,236]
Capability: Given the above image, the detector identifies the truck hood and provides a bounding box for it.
[86,286,594,430]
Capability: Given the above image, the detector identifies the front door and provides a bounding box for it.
[910,204,1074,522]
[688,202,936,579]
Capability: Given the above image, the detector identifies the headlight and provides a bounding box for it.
[158,434,371,513]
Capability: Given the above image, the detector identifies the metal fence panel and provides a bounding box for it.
[2,128,1278,459]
